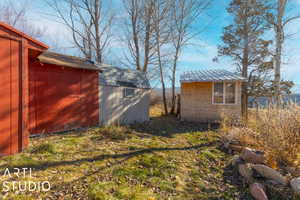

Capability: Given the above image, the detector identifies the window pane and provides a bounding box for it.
[213,83,223,104]
[123,88,135,98]
[225,82,235,104]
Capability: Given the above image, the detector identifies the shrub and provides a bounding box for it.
[221,103,300,169]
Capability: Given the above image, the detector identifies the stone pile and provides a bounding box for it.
[225,144,300,199]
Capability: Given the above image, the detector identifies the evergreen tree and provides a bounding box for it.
[218,0,272,120]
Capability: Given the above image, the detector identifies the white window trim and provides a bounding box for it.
[123,87,136,98]
[212,81,237,105]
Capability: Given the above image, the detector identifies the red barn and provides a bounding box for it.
[0,22,48,155]
[29,52,100,134]
[0,22,100,156]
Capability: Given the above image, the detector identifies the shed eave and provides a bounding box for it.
[37,58,102,72]
[0,21,49,50]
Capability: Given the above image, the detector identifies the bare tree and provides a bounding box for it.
[122,0,172,114]
[122,0,157,72]
[48,0,114,63]
[151,0,172,114]
[168,0,210,114]
[0,0,45,39]
[268,0,300,104]
[123,0,210,114]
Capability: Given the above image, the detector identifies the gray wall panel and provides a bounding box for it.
[99,86,150,126]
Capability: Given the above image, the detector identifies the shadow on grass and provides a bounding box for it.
[29,115,219,142]
[2,142,217,172]
[2,141,217,198]
[131,115,219,137]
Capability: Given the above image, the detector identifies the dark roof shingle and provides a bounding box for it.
[38,51,102,71]
[99,66,150,89]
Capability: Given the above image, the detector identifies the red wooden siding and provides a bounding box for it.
[0,37,21,155]
[29,61,99,134]
[0,22,48,155]
[0,22,101,155]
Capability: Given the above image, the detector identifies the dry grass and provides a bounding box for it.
[0,105,240,200]
[0,105,297,199]
[150,91,162,106]
[221,103,300,170]
[149,104,165,117]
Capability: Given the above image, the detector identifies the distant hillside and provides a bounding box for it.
[152,87,180,94]
[249,94,300,106]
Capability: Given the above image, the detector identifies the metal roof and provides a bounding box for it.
[99,66,150,89]
[38,51,102,71]
[180,69,246,82]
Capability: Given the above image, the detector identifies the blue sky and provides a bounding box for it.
[2,0,300,92]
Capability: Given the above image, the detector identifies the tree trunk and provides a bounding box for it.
[241,91,248,121]
[241,1,249,122]
[142,4,152,72]
[170,49,179,114]
[176,94,181,118]
[131,0,141,71]
[274,0,285,105]
[157,42,168,114]
[154,8,168,115]
[161,77,168,115]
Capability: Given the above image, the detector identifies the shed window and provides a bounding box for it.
[213,82,236,104]
[213,83,224,104]
[123,88,135,98]
[225,83,235,104]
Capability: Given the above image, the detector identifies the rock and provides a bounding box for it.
[240,147,265,164]
[265,179,281,186]
[252,164,288,185]
[228,144,244,152]
[230,155,243,166]
[223,141,230,149]
[285,167,300,177]
[238,163,254,183]
[250,183,268,200]
[290,177,300,194]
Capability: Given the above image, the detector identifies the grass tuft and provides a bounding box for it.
[29,143,55,154]
[112,154,177,183]
[91,126,135,141]
[88,182,156,200]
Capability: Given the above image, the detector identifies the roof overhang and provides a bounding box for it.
[0,22,49,50]
[37,51,102,71]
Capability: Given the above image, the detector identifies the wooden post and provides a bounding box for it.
[176,94,181,118]
[21,38,29,151]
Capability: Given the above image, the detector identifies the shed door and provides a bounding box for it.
[0,37,20,155]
